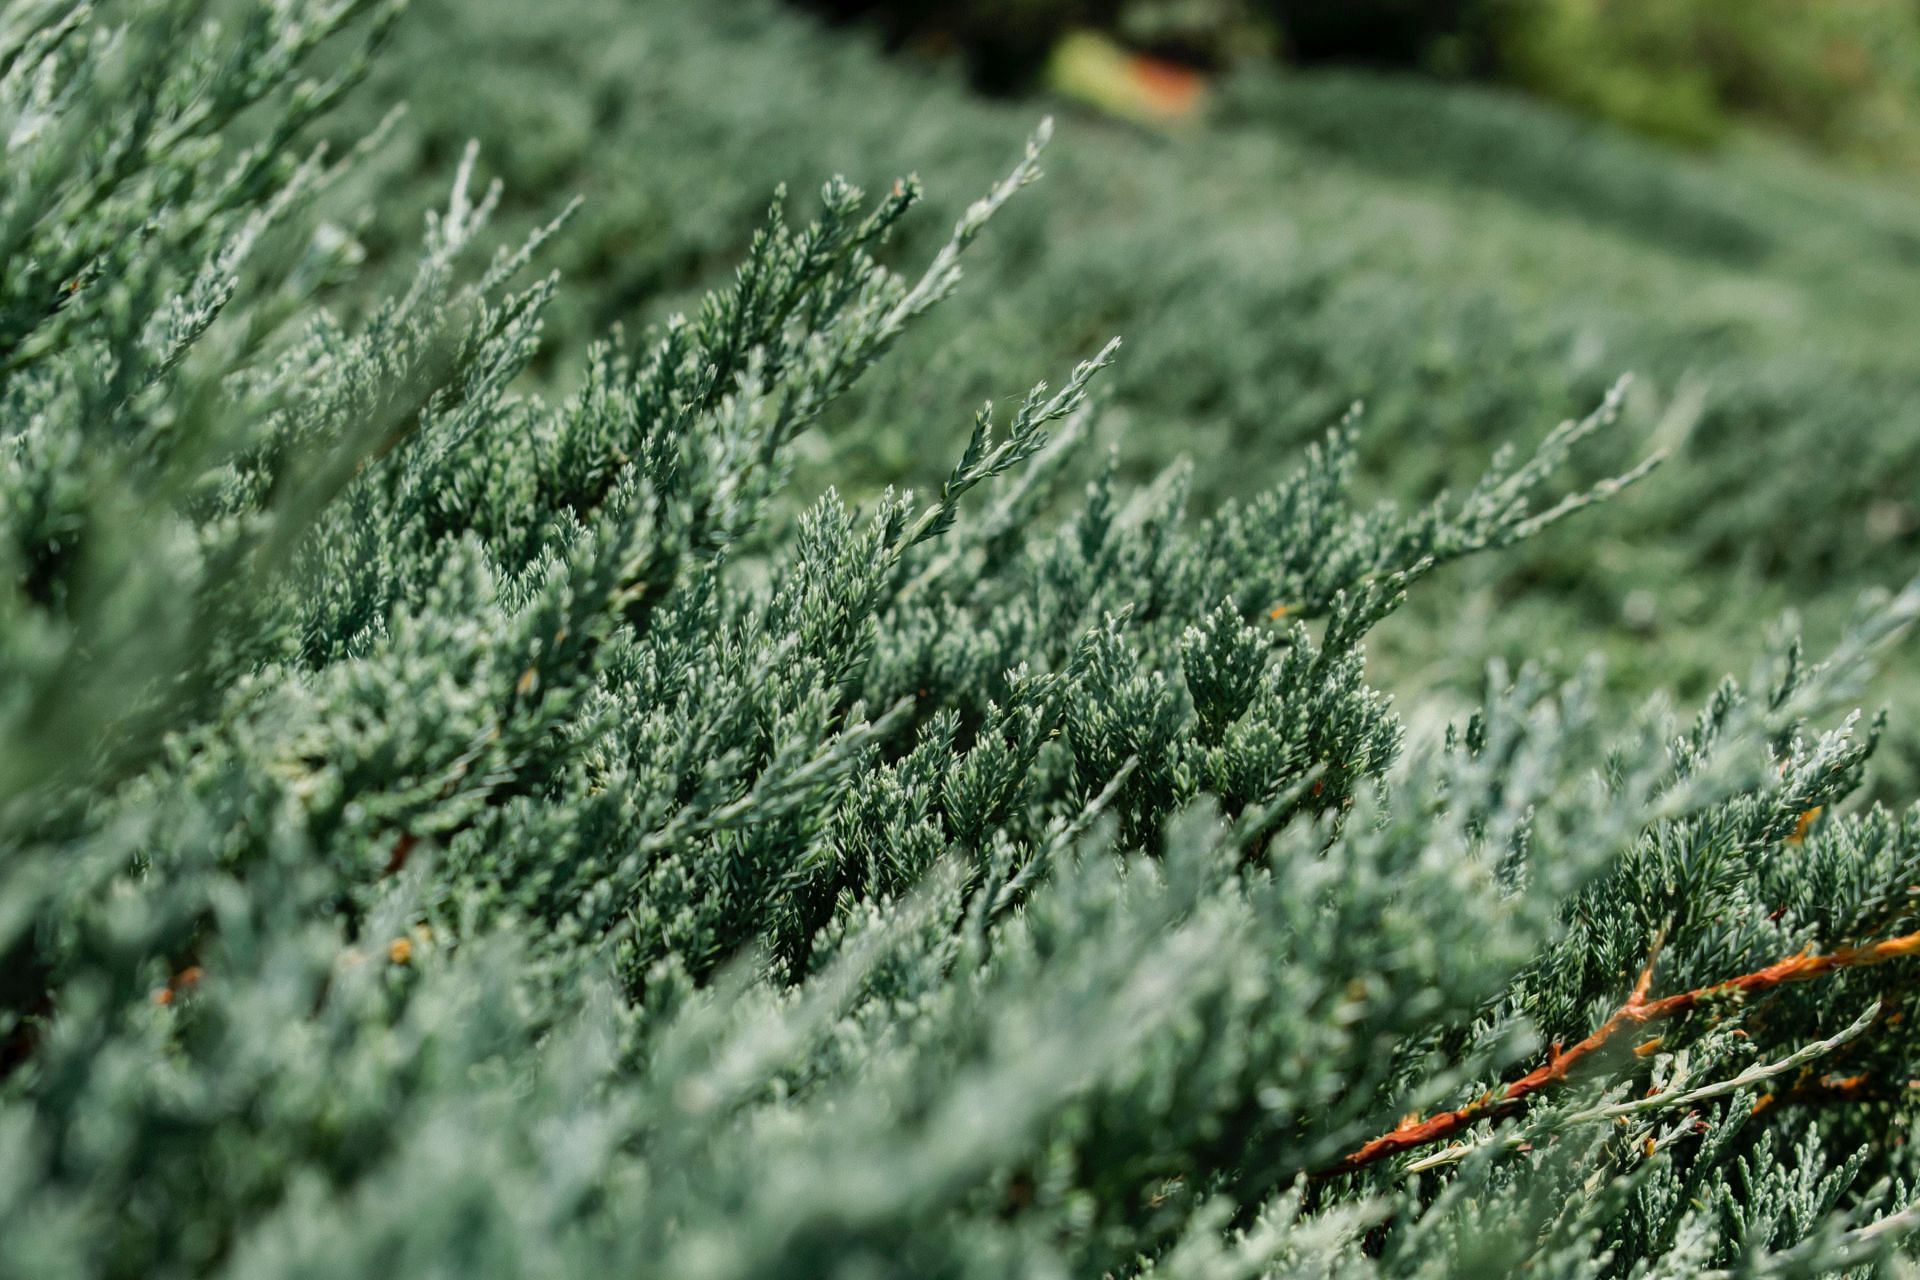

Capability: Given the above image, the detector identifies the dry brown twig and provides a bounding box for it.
[1319,925,1920,1179]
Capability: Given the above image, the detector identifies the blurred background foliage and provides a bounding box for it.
[320,0,1920,786]
[804,0,1920,160]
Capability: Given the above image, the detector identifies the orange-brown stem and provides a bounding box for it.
[1318,926,1920,1178]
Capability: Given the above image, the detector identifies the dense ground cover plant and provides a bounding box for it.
[330,0,1920,790]
[6,3,1920,1278]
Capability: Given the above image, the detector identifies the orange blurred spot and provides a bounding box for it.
[1127,53,1205,118]
[153,965,203,1006]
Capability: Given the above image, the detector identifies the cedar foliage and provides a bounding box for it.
[3,4,1920,1277]
[338,0,1920,798]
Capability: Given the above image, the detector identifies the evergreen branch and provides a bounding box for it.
[1732,1198,1920,1278]
[903,337,1121,551]
[1321,928,1920,1178]
[880,117,1053,334]
[1398,1001,1882,1175]
[988,756,1138,920]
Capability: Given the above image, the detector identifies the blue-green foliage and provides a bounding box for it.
[321,0,1920,798]
[3,4,1920,1278]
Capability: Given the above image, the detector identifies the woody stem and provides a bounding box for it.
[1317,925,1920,1178]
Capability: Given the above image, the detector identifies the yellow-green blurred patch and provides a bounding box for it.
[1045,29,1207,125]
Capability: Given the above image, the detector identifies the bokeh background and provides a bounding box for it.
[322,0,1920,788]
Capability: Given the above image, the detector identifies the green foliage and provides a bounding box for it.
[1487,0,1920,155]
[6,3,1920,1279]
[324,0,1920,795]
[1254,0,1920,159]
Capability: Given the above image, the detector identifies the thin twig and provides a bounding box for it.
[1399,1002,1880,1175]
[1319,926,1920,1178]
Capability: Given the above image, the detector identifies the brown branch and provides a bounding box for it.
[1318,925,1920,1179]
